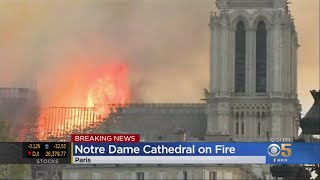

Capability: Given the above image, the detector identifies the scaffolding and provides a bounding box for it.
[35,104,125,141]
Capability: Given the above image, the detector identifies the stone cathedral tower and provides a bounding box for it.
[205,0,300,142]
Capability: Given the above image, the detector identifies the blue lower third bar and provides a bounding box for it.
[72,142,320,164]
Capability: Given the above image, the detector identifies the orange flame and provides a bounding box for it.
[37,63,131,140]
[87,64,130,109]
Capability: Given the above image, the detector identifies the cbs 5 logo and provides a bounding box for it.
[267,144,292,157]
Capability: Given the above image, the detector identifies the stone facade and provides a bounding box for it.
[62,165,264,180]
[206,0,300,141]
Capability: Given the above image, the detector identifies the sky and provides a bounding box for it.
[0,0,318,114]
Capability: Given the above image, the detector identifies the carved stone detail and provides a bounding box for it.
[209,11,230,30]
[273,10,283,25]
[216,0,228,9]
[273,0,287,8]
[209,13,220,29]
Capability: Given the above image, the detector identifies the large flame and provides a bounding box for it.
[37,63,131,140]
[85,63,130,119]
[87,64,130,109]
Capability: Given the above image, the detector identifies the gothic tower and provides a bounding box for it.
[205,0,300,141]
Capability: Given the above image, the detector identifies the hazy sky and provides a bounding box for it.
[0,0,318,114]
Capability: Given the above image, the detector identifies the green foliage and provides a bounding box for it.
[0,120,32,179]
[0,120,14,142]
[0,164,32,179]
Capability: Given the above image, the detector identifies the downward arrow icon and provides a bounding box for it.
[28,151,31,156]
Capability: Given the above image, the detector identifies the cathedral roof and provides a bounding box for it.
[103,103,207,141]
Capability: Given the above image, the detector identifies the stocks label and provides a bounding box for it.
[0,142,71,164]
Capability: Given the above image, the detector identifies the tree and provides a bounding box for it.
[295,167,311,180]
[0,164,32,180]
[0,120,32,179]
[0,120,12,141]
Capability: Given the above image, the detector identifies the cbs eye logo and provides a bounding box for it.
[267,144,292,157]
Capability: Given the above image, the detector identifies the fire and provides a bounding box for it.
[85,64,130,117]
[37,63,131,140]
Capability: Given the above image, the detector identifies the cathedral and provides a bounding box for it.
[102,0,300,146]
[42,0,301,179]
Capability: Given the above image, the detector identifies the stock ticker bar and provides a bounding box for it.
[23,142,69,159]
[1,134,320,164]
[0,142,71,164]
[0,134,139,164]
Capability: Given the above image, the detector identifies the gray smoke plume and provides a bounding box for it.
[0,0,214,106]
[0,0,318,112]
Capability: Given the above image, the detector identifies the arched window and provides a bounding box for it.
[241,112,245,135]
[256,21,267,92]
[235,112,239,135]
[257,112,261,135]
[235,21,246,93]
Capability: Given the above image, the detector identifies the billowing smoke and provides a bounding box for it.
[0,0,213,107]
[0,0,318,113]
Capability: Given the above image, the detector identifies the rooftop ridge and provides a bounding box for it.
[125,103,206,108]
[41,103,206,109]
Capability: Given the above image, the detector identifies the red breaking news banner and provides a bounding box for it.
[71,134,140,142]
